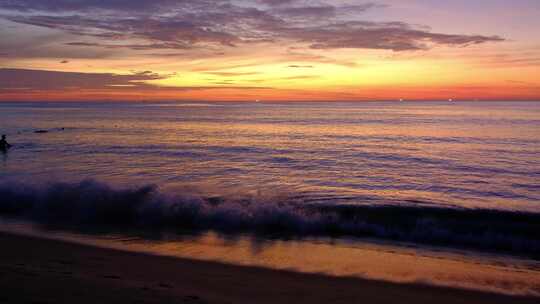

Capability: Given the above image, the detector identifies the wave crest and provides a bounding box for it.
[1,180,539,258]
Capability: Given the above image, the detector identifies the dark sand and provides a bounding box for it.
[0,232,537,304]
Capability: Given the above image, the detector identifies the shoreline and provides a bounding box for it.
[1,231,538,304]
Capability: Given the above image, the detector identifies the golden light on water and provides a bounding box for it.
[1,1,539,101]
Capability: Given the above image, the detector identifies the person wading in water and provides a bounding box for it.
[0,134,12,151]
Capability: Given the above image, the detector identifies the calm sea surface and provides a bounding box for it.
[1,101,539,211]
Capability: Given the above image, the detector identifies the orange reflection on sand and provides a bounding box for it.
[2,220,538,297]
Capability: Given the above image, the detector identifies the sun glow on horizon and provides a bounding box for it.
[0,0,539,101]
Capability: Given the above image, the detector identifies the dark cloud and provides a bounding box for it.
[0,68,273,92]
[0,1,504,52]
[258,0,299,6]
[204,71,261,77]
[280,21,504,51]
[8,14,241,48]
[144,52,186,57]
[288,65,313,68]
[66,41,192,50]
[0,0,183,12]
[270,3,382,19]
[60,60,69,63]
[340,3,386,12]
[0,68,165,90]
[272,6,337,18]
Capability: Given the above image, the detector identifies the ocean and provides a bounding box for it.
[1,101,538,209]
[1,101,539,294]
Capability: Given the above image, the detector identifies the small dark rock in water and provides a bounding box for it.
[34,130,49,134]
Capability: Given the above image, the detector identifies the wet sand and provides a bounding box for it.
[0,232,537,304]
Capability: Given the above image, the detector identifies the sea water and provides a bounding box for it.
[0,101,539,294]
[1,101,538,211]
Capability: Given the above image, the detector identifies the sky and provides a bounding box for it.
[0,0,539,101]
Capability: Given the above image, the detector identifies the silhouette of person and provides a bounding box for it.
[0,134,12,151]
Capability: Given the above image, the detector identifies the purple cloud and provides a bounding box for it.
[0,0,504,52]
[0,0,183,12]
[280,21,504,51]
[272,6,337,18]
[0,68,273,91]
[0,68,165,90]
[258,0,300,6]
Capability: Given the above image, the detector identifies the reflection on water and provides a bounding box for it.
[0,101,539,212]
[1,218,539,296]
[1,150,7,167]
[1,101,539,296]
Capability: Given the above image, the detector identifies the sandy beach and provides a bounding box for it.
[0,232,537,304]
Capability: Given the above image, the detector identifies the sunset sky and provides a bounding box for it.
[0,0,539,101]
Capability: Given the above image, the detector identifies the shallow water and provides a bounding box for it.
[1,218,539,296]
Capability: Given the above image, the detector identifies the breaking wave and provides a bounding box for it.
[1,180,539,258]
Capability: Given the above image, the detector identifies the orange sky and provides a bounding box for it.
[0,0,539,101]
